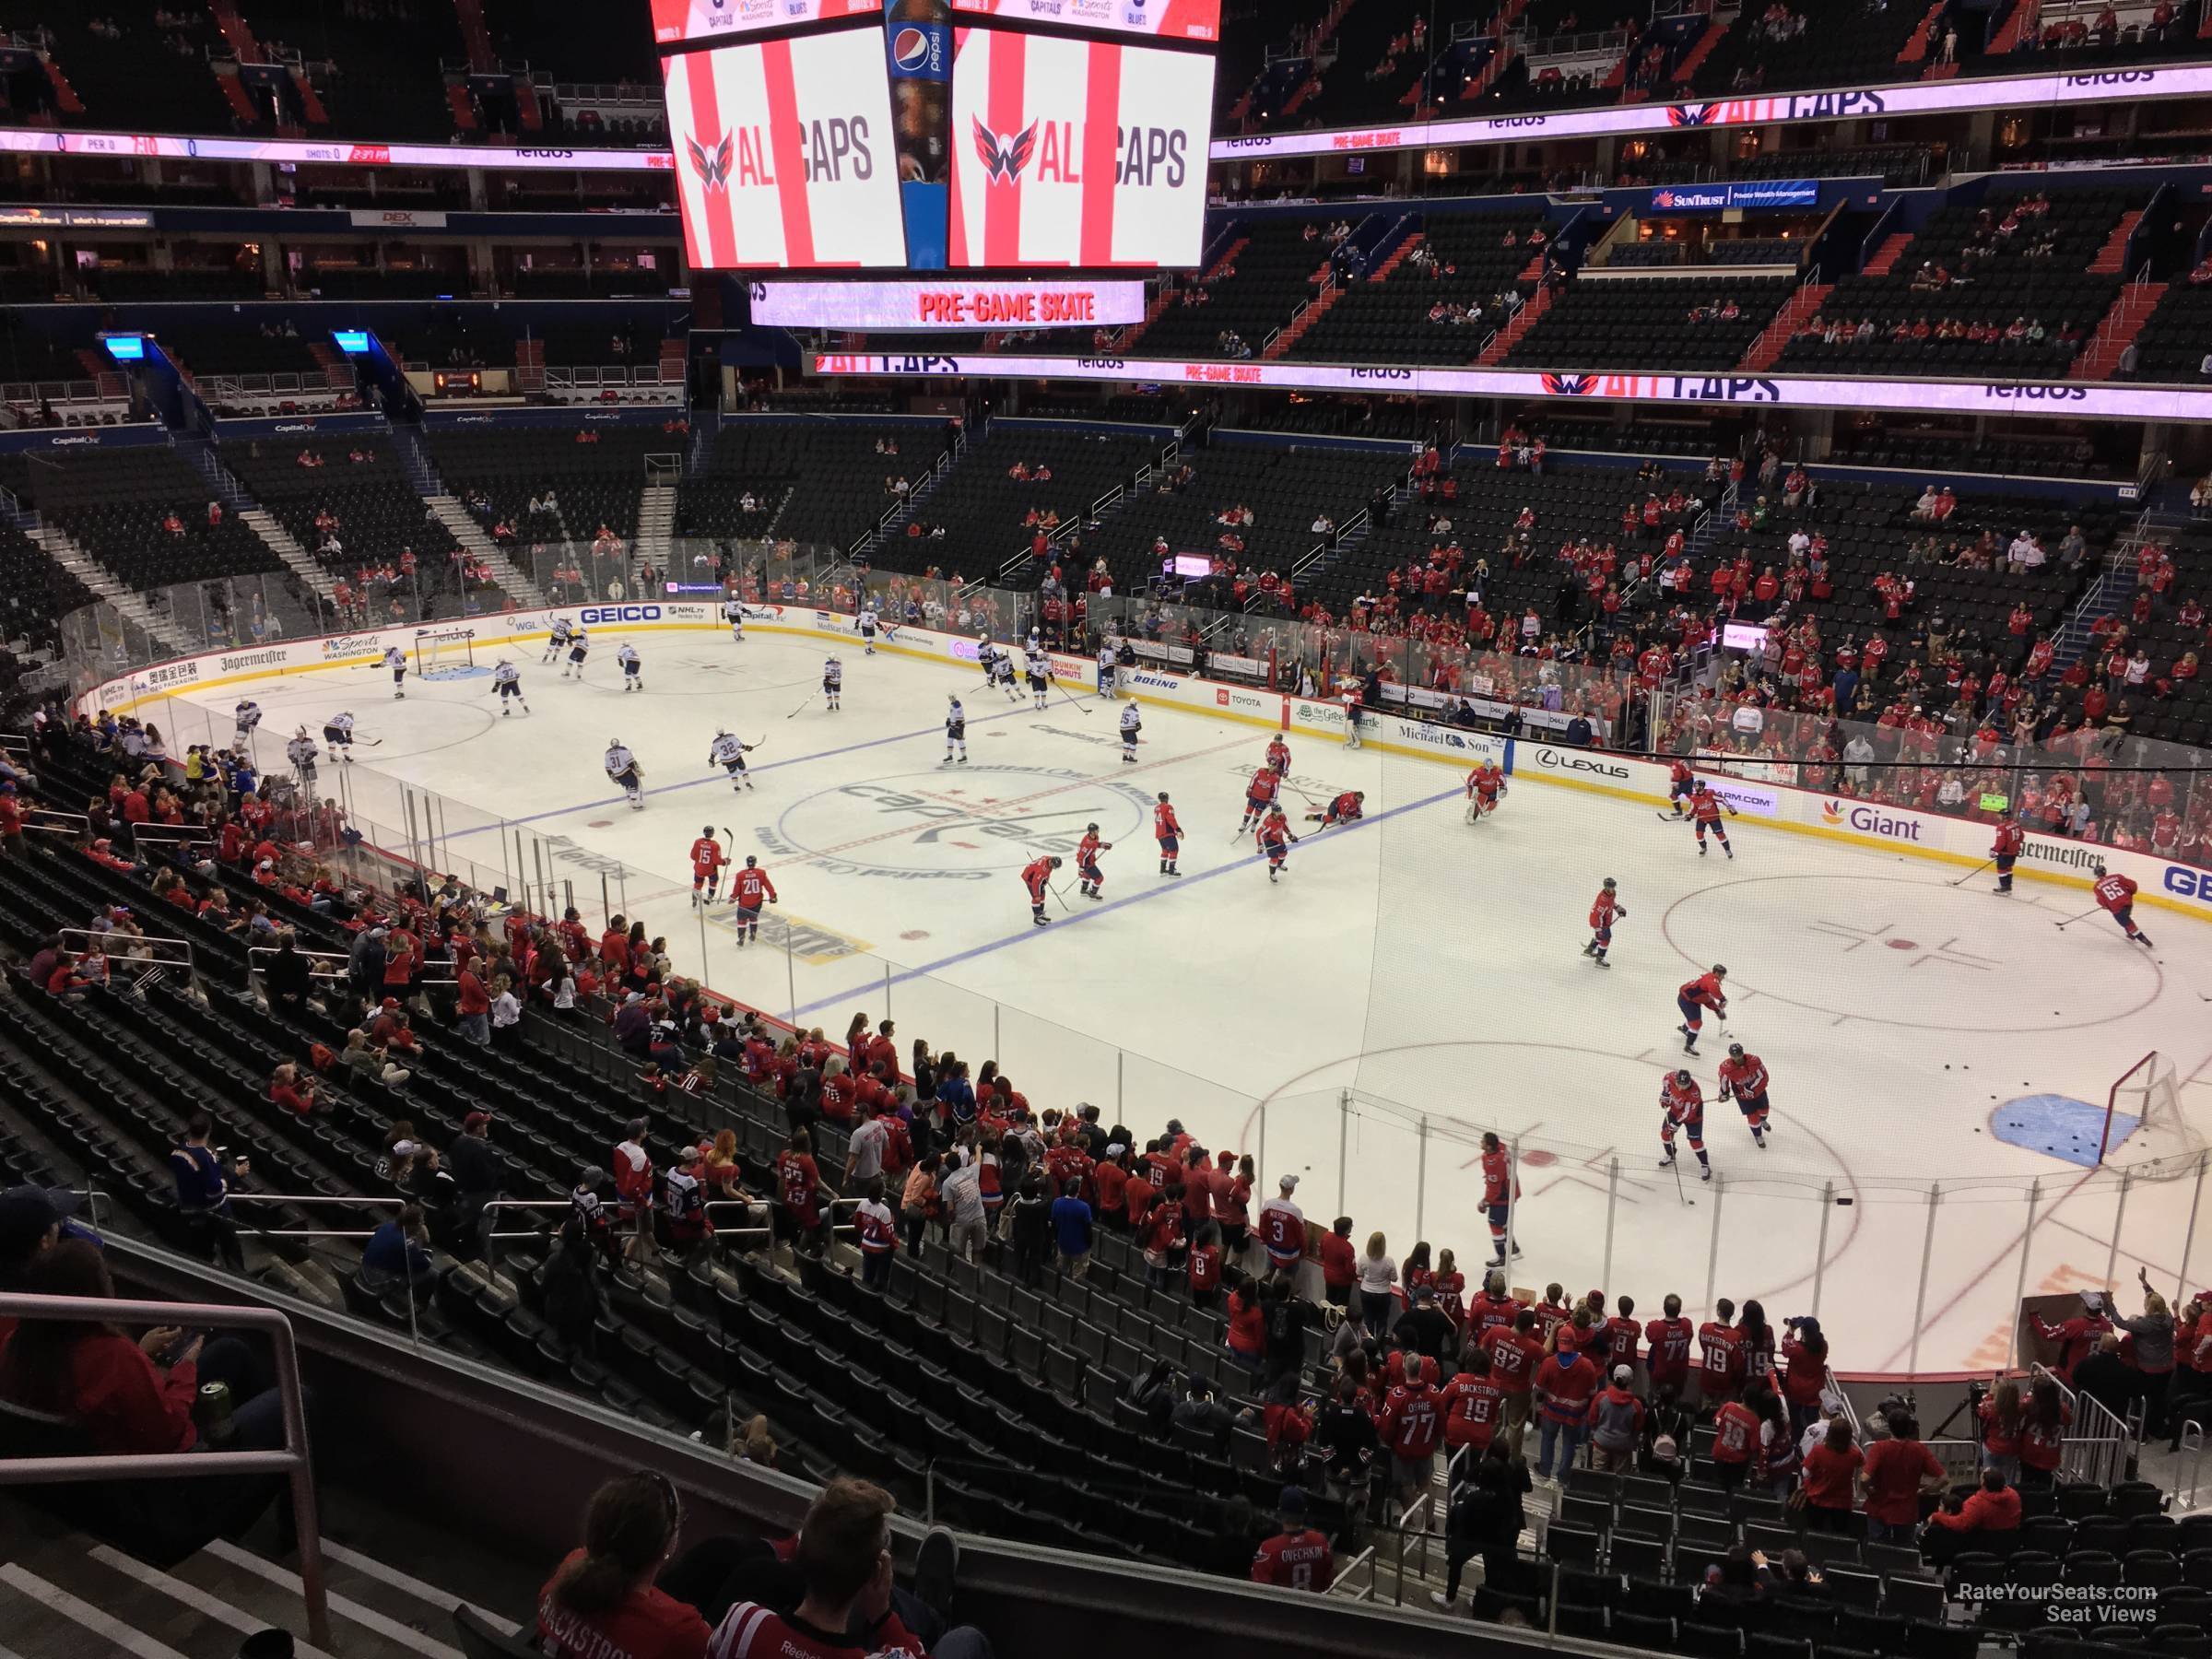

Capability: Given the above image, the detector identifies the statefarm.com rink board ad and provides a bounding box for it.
[76,606,2212,925]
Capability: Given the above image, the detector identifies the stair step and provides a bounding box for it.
[196,1540,468,1659]
[0,1560,194,1659]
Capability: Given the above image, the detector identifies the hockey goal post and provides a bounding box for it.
[415,628,475,677]
[2100,1051,2200,1179]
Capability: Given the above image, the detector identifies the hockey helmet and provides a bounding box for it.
[1674,1069,1692,1085]
[745,855,758,867]
[1602,877,1618,889]
[1727,1042,1745,1059]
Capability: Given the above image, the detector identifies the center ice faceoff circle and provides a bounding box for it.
[764,766,1157,875]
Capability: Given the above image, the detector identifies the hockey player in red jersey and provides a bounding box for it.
[1688,781,1737,858]
[1667,759,1697,817]
[1659,1069,1712,1182]
[1676,964,1727,1054]
[1991,815,2027,895]
[1075,825,1112,900]
[1021,854,1062,925]
[1256,805,1300,883]
[1479,1130,1522,1267]
[2091,863,2154,947]
[1265,735,1291,778]
[1716,1042,1773,1148]
[1153,792,1183,877]
[1310,790,1365,829]
[688,826,729,906]
[1584,877,1626,965]
[1465,761,1505,826]
[1239,765,1280,834]
[730,855,777,944]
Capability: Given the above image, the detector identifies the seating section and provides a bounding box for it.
[480,0,660,87]
[2137,518,2212,747]
[699,422,946,553]
[1693,2,1927,98]
[0,519,93,653]
[155,326,329,381]
[530,324,666,370]
[424,427,673,546]
[224,435,463,591]
[1289,212,1545,366]
[41,2,237,136]
[2119,283,2212,382]
[1503,276,1794,371]
[1778,189,2135,374]
[5,446,288,592]
[242,0,468,140]
[1138,222,1328,361]
[672,429,784,546]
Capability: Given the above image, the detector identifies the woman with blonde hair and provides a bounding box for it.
[1357,1230,1396,1331]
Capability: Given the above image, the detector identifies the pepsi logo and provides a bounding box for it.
[892,27,933,70]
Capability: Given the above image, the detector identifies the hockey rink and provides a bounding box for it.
[154,626,2212,1376]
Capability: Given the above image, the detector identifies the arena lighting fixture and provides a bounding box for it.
[100,333,146,362]
[331,330,372,355]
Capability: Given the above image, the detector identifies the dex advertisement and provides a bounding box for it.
[661,26,910,268]
[946,28,1214,267]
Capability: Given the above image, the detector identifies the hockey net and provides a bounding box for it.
[415,628,476,678]
[2101,1052,2202,1180]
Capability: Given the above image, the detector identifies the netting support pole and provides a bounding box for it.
[1416,1116,1429,1243]
[1703,1171,1725,1316]
[1505,1137,1519,1269]
[883,962,892,1024]
[785,927,797,1027]
[1601,1159,1619,1297]
[1256,1104,1267,1202]
[1812,1181,1835,1319]
[2180,1155,2209,1312]
[2106,1169,2135,1294]
[1908,1183,1942,1377]
[599,870,610,929]
[1115,1050,1124,1124]
[2006,1179,2042,1373]
[1337,1091,1350,1219]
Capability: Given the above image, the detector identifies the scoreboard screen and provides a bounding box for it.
[653,0,884,48]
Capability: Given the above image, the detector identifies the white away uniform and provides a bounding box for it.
[323,712,356,761]
[382,645,407,699]
[709,731,755,791]
[618,642,641,691]
[945,698,968,764]
[545,618,575,664]
[822,656,842,712]
[991,652,1018,700]
[286,731,318,783]
[1097,645,1117,698]
[1119,703,1140,763]
[1026,653,1050,710]
[723,598,747,641]
[606,742,643,810]
[565,627,590,677]
[233,700,264,745]
[493,661,528,714]
[858,608,878,654]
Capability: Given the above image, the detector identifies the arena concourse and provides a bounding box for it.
[2,4,2212,1658]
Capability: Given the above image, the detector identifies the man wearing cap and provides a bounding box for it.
[1256,1174,1306,1276]
[0,1186,86,1343]
[1586,1364,1648,1473]
[445,1112,501,1259]
[2032,1290,2114,1383]
[1249,1487,1333,1591]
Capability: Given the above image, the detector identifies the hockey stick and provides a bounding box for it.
[785,692,818,720]
[1947,860,1994,888]
[1667,1147,1694,1206]
[1055,684,1094,718]
[2053,905,2104,929]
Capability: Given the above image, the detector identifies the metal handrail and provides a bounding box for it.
[0,1289,327,1647]
[24,807,89,836]
[59,925,194,974]
[247,944,351,982]
[1328,1544,1377,1599]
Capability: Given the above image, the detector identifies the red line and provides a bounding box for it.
[983,29,1025,267]
[759,39,817,267]
[1078,41,1122,267]
[947,26,971,267]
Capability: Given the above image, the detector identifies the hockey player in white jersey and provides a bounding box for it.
[322,711,356,762]
[233,700,264,747]
[545,617,575,664]
[564,626,591,678]
[286,726,318,786]
[1097,642,1117,699]
[382,644,408,699]
[858,606,879,655]
[708,729,757,792]
[944,695,968,765]
[822,655,843,712]
[492,659,529,715]
[605,738,644,810]
[1025,653,1051,711]
[976,639,1003,692]
[723,596,747,642]
[989,650,1018,702]
[1119,701,1140,763]
[1027,627,1041,656]
[618,641,642,692]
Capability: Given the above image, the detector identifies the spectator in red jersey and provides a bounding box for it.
[1379,1353,1444,1511]
[1799,1418,1864,1533]
[267,1062,316,1118]
[1696,1295,1746,1406]
[1858,1407,1945,1544]
[1779,1314,1830,1435]
[1481,1308,1545,1458]
[2019,1373,2070,1489]
[1926,1466,2022,1550]
[1250,1487,1333,1592]
[1318,1216,1358,1309]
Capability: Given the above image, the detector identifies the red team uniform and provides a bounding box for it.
[1659,1069,1711,1180]
[1022,854,1062,924]
[1688,782,1735,857]
[1479,1136,1521,1265]
[2091,866,2154,947]
[1584,878,1625,964]
[730,858,777,943]
[1465,762,1504,824]
[1315,790,1366,828]
[1991,818,2026,894]
[1716,1044,1773,1147]
[1075,827,1112,900]
[1676,965,1727,1054]
[1265,736,1291,777]
[688,830,729,902]
[1667,759,1697,813]
[1154,793,1183,877]
[1257,806,1300,882]
[1241,765,1280,830]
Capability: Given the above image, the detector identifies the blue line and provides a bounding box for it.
[438,699,1043,841]
[786,781,1465,1023]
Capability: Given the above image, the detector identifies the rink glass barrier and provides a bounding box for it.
[53,573,2212,1377]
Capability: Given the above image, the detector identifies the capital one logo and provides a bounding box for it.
[581,605,662,623]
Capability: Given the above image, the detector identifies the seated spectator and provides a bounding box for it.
[1926,1466,2021,1536]
[362,1202,435,1290]
[537,1473,712,1659]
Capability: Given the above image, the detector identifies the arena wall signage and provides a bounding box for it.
[750,278,1147,330]
[1203,63,2212,160]
[808,352,2212,421]
[73,611,2210,921]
